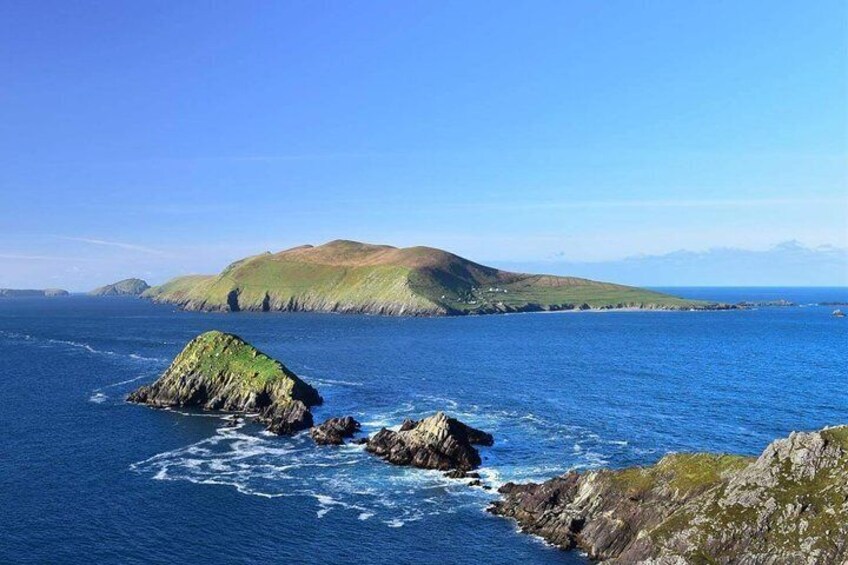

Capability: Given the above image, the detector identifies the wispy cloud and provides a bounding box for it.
[505,196,847,212]
[0,253,93,261]
[58,236,167,255]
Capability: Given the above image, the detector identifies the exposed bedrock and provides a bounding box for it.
[311,416,361,445]
[128,331,322,436]
[489,425,848,564]
[365,412,493,472]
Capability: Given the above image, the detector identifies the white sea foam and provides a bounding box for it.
[309,377,364,387]
[0,330,165,365]
[385,519,405,528]
[89,392,108,404]
[97,374,149,390]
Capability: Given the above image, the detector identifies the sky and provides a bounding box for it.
[1,1,846,290]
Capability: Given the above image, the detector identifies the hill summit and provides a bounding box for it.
[90,278,150,296]
[143,240,715,316]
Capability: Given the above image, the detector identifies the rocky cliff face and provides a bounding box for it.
[366,412,493,471]
[490,426,848,564]
[89,278,150,296]
[128,331,322,435]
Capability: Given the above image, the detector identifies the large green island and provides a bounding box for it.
[143,240,726,316]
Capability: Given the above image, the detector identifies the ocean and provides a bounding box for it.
[0,288,845,564]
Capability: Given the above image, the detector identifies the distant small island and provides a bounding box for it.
[0,288,69,298]
[89,278,150,297]
[142,240,729,316]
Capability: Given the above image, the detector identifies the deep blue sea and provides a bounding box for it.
[1,288,846,564]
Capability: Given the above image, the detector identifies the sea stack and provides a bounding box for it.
[128,331,322,435]
[365,412,493,472]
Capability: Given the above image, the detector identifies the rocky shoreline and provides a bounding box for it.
[145,295,738,316]
[128,330,847,563]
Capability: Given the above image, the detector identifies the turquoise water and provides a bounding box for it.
[0,289,845,564]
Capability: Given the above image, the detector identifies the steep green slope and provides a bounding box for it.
[89,278,150,296]
[143,240,718,315]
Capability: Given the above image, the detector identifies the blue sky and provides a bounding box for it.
[1,1,846,289]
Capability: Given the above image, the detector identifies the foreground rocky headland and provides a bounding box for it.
[128,331,322,435]
[490,426,848,564]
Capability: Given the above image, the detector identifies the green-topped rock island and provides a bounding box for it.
[128,331,322,435]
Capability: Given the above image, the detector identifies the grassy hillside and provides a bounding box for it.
[89,278,150,296]
[143,240,718,316]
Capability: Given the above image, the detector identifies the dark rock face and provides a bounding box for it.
[366,412,493,472]
[490,426,848,564]
[311,416,361,445]
[128,331,321,436]
[262,400,313,435]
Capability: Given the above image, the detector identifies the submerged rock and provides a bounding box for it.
[128,331,322,435]
[366,412,493,471]
[311,416,361,445]
[490,425,848,564]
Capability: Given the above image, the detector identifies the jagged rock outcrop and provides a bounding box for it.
[490,425,848,564]
[366,412,493,471]
[89,278,150,296]
[311,416,361,445]
[263,400,313,435]
[128,331,322,435]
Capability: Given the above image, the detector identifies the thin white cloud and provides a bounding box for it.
[59,236,167,255]
[0,253,93,261]
[509,196,847,211]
